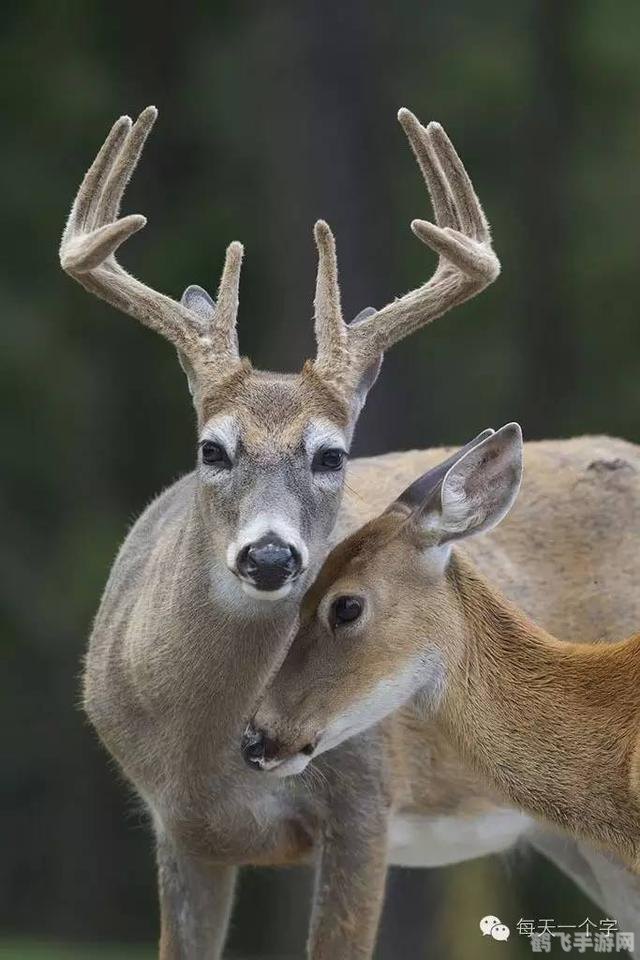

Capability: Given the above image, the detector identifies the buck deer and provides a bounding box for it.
[61,105,640,958]
[250,424,640,951]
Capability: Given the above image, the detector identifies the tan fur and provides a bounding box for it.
[438,555,640,866]
[90,432,640,955]
[258,441,640,836]
[252,435,640,952]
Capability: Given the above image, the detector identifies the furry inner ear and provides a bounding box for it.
[396,429,495,513]
[178,285,217,397]
[181,284,216,324]
[431,423,523,544]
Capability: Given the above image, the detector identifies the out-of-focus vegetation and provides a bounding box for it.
[1,1,639,957]
[0,944,154,960]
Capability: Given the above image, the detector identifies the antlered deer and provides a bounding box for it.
[61,106,640,957]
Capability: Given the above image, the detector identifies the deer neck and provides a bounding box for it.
[434,552,640,863]
[124,485,306,756]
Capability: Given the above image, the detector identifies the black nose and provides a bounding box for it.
[236,534,302,591]
[241,728,280,768]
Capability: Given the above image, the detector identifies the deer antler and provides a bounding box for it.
[59,107,243,376]
[313,109,500,393]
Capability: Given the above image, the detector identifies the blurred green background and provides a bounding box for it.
[2,1,639,957]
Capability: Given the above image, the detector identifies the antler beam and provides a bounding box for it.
[60,107,243,373]
[313,109,500,392]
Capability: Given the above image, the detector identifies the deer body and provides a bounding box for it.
[62,104,513,956]
[386,555,640,869]
[62,104,640,957]
[90,433,640,864]
[252,427,640,953]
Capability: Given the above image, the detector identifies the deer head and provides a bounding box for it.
[60,106,500,604]
[245,424,523,775]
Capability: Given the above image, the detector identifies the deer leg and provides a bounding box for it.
[307,741,391,960]
[307,816,388,960]
[157,835,237,960]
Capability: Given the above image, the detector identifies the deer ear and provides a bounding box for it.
[178,285,217,396]
[415,423,523,545]
[396,429,495,512]
[182,284,216,322]
[349,308,383,414]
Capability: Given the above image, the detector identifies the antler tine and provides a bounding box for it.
[63,115,132,240]
[210,240,244,356]
[397,108,458,232]
[340,110,500,381]
[313,220,347,378]
[428,121,490,242]
[61,108,158,273]
[98,105,158,226]
[60,108,242,370]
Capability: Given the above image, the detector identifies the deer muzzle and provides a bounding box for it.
[235,534,302,594]
[241,724,316,776]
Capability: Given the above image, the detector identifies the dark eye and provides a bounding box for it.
[330,595,364,628]
[201,441,231,468]
[313,448,346,472]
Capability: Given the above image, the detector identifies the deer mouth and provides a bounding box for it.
[238,580,295,601]
[254,753,312,777]
[241,725,317,776]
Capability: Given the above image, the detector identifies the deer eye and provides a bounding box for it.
[330,595,364,628]
[201,440,231,468]
[313,448,346,472]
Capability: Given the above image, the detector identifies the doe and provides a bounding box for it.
[251,425,640,946]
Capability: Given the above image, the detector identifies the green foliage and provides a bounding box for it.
[0,944,154,960]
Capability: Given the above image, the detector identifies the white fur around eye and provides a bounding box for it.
[199,415,239,460]
[305,419,348,462]
[312,468,346,490]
